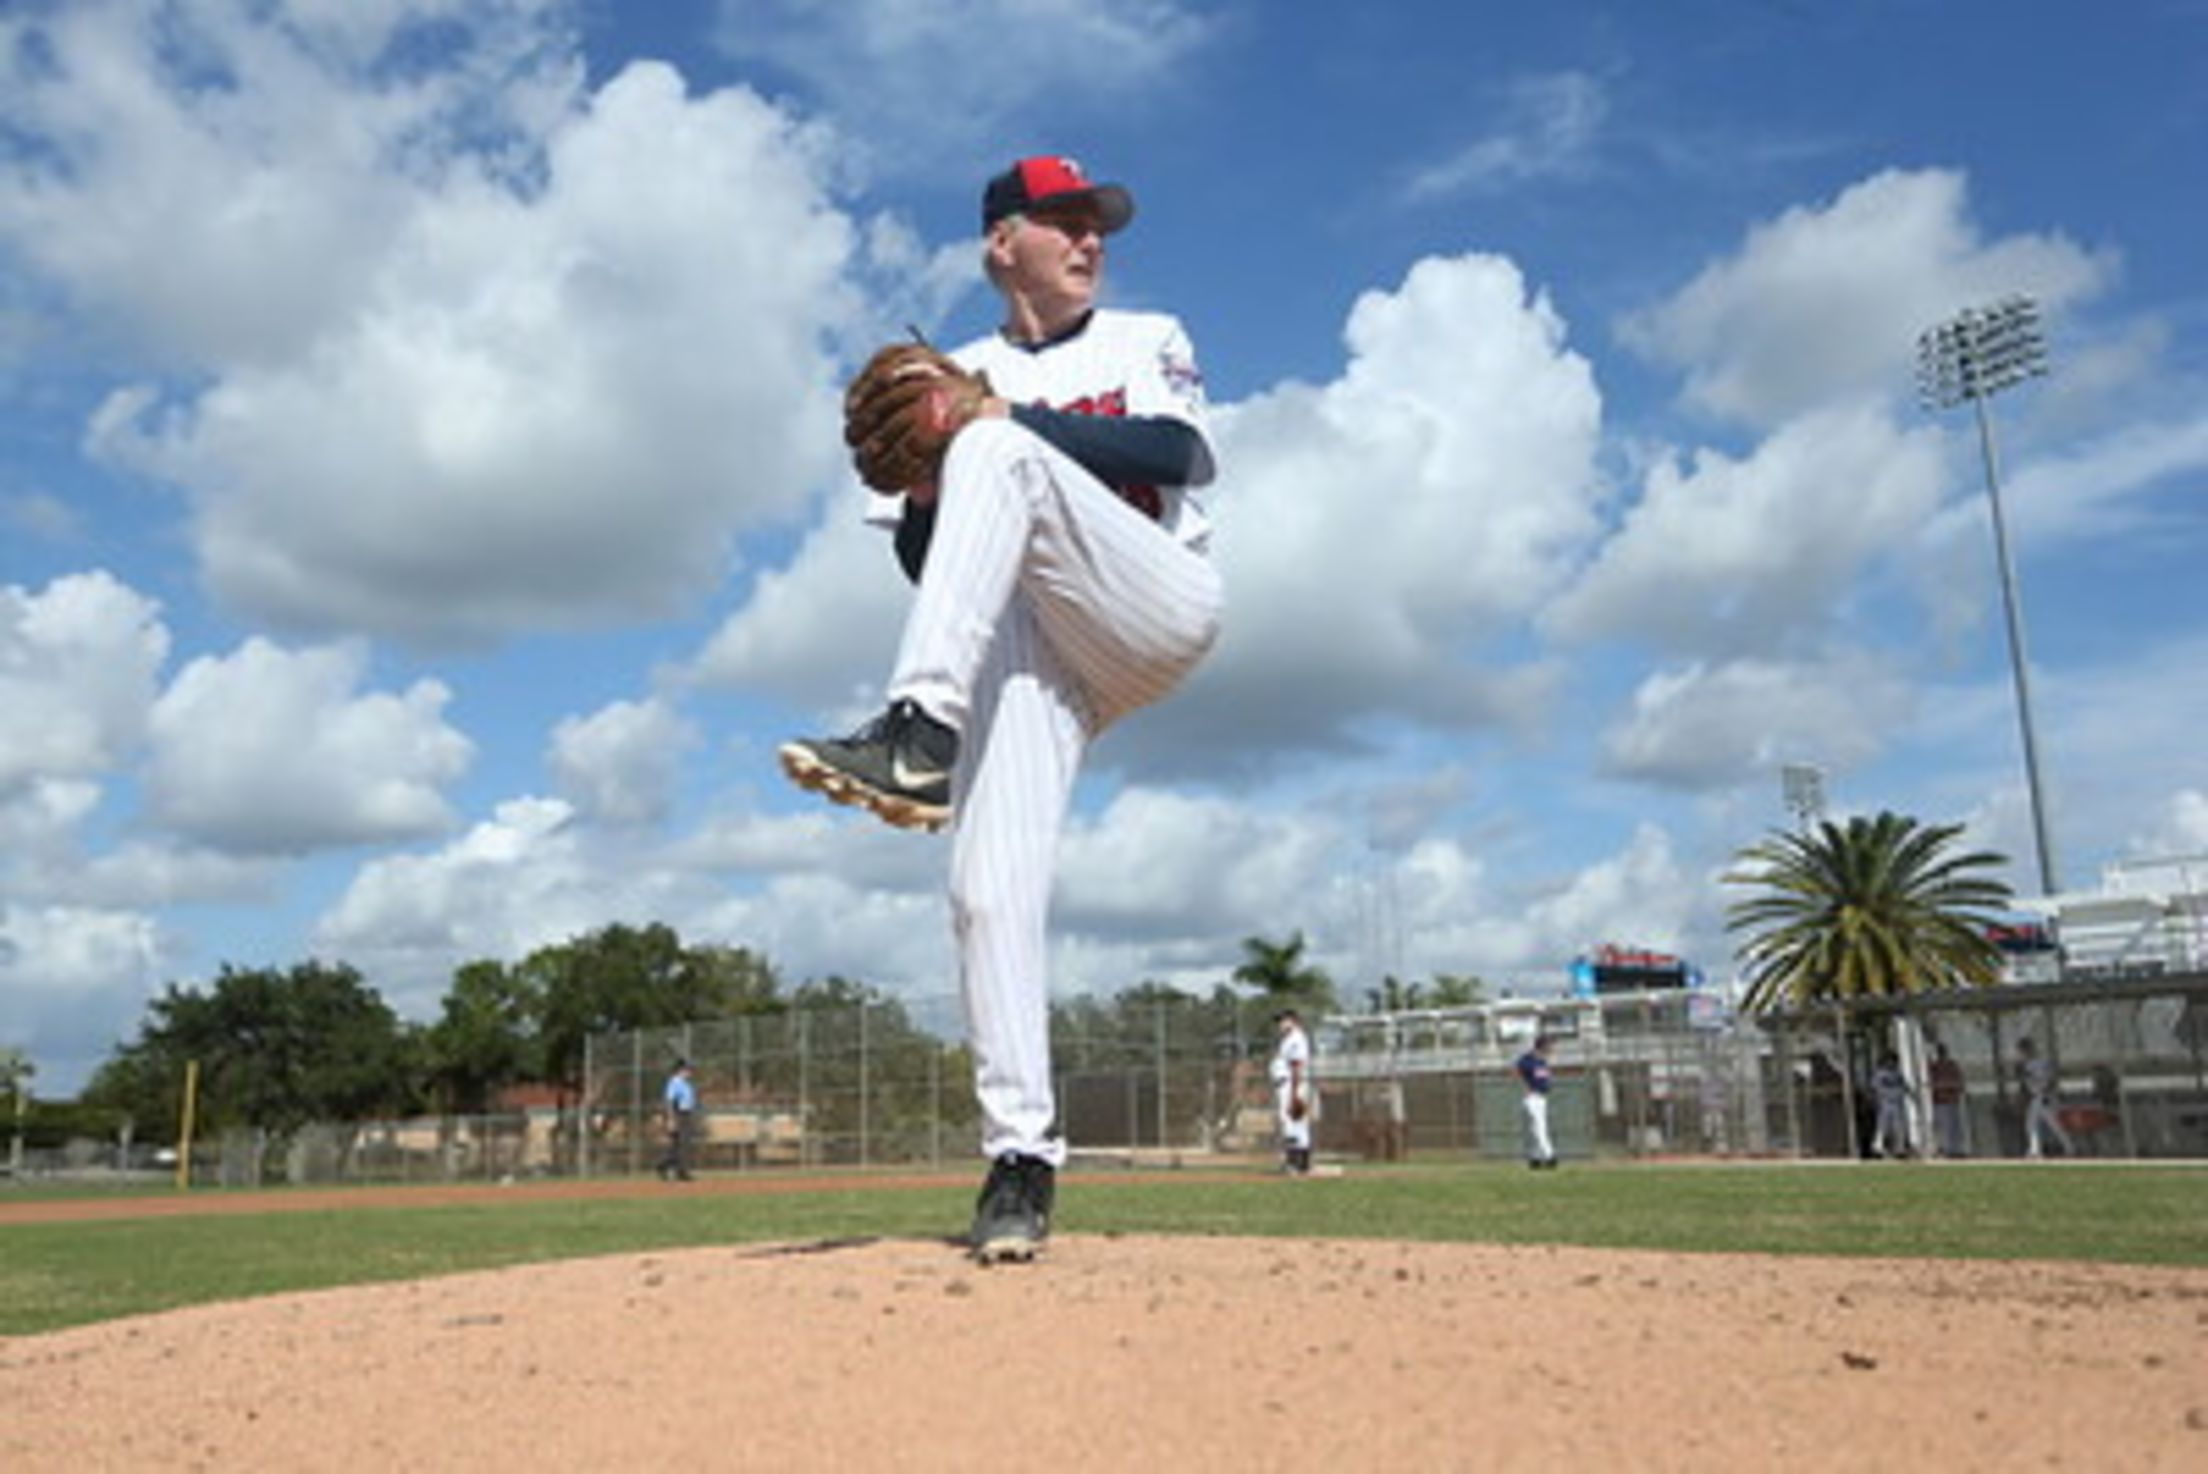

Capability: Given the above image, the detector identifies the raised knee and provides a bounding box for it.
[944,415,1044,480]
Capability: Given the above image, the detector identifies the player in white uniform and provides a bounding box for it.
[1515,1034,1558,1169]
[1269,1009,1314,1175]
[780,156,1223,1261]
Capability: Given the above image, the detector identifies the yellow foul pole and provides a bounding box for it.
[175,1060,199,1191]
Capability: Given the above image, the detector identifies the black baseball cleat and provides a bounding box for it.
[969,1152,1055,1264]
[779,698,957,832]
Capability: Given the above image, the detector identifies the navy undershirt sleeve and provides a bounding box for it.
[1009,404,1215,489]
[894,409,1213,583]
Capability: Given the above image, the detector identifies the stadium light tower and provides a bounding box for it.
[1916,294,2060,895]
[1780,763,1826,835]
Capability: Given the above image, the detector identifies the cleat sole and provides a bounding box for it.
[971,1235,1043,1265]
[779,745,949,832]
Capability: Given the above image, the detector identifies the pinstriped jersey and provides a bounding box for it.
[951,309,1215,551]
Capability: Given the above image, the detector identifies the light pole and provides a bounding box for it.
[1780,763,1827,835]
[1917,295,2060,896]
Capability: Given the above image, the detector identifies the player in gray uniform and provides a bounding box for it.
[2015,1036,2072,1159]
[1870,1049,1913,1159]
[780,156,1223,1261]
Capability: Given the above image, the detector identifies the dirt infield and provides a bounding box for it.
[4,1180,2206,1471]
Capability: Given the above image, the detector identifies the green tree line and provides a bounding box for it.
[77,922,784,1142]
[37,805,2010,1155]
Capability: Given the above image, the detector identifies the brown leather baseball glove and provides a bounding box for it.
[843,344,993,492]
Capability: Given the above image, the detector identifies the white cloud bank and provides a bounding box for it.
[145,638,473,854]
[1619,168,2115,430]
[0,571,168,793]
[6,3,856,645]
[549,697,699,827]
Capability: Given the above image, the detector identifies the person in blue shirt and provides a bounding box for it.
[658,1058,698,1182]
[1515,1034,1558,1170]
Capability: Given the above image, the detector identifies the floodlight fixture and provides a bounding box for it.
[1780,764,1826,834]
[1916,294,2049,409]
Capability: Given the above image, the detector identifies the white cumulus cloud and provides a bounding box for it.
[1545,403,1946,654]
[5,5,857,644]
[0,902,168,1092]
[1619,168,2114,429]
[1599,653,1915,791]
[2136,791,2208,857]
[144,638,473,854]
[0,571,169,792]
[548,696,699,826]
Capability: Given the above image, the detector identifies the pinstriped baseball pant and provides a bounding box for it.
[889,419,1222,1166]
[1523,1093,1555,1163]
[1276,1088,1312,1151]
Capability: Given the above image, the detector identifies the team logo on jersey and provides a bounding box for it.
[1060,388,1128,418]
[1160,347,1205,406]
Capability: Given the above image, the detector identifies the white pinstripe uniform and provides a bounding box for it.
[879,309,1222,1168]
[1270,1016,1313,1157]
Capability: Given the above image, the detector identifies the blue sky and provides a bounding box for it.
[4,0,2205,1094]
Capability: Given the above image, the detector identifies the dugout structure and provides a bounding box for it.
[1756,972,2208,1159]
[1318,971,2208,1162]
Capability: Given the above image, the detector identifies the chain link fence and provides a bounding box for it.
[583,994,1290,1174]
[35,974,2198,1189]
[580,977,2208,1172]
[1316,975,2208,1163]
[584,1006,975,1173]
[1313,994,1774,1162]
[1757,973,2208,1160]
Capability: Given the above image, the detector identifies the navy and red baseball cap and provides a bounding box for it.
[981,155,1134,234]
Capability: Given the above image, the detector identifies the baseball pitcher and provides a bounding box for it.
[781,156,1223,1261]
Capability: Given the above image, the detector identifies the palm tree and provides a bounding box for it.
[1724,811,2014,1012]
[1427,972,1488,1008]
[1232,932,1335,1012]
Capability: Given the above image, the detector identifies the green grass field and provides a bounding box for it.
[4,1161,2204,1336]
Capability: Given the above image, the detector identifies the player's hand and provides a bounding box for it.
[844,345,993,492]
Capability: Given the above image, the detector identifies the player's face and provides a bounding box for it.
[1000,204,1106,311]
